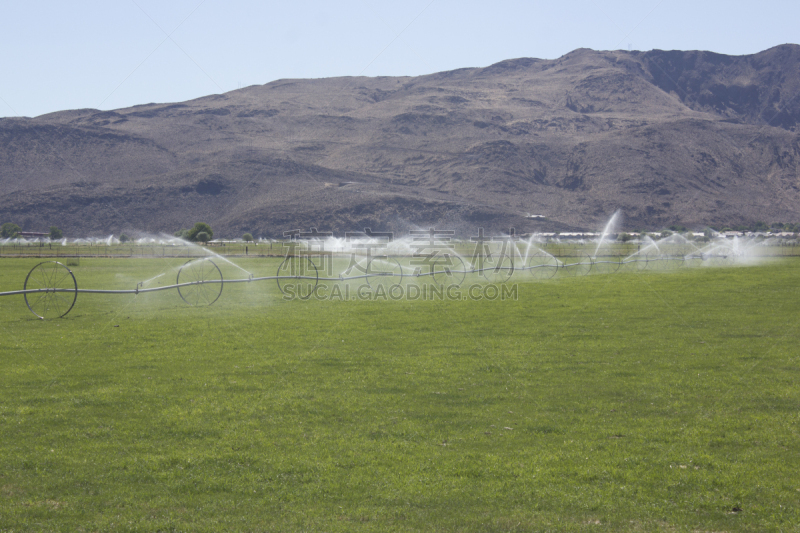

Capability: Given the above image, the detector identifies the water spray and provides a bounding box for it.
[0,220,775,319]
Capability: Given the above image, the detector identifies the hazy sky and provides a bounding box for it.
[1,0,798,118]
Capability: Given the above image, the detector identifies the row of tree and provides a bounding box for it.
[1,221,230,243]
[713,221,800,233]
[6,218,799,244]
[1,223,63,240]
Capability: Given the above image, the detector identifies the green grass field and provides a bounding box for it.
[1,256,799,531]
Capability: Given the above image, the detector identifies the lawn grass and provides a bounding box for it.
[1,256,799,531]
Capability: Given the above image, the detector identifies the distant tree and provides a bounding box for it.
[660,230,672,238]
[174,228,190,239]
[196,231,210,244]
[618,232,633,243]
[186,222,214,242]
[119,234,131,243]
[1,222,21,239]
[242,233,254,242]
[49,226,63,240]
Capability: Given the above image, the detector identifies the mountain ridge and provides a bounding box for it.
[1,45,798,237]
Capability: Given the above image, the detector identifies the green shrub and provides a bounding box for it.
[186,223,213,242]
[49,226,63,240]
[1,222,21,238]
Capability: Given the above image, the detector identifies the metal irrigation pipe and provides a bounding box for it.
[0,264,580,298]
[0,256,615,319]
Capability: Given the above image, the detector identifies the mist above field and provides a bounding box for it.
[1,45,799,237]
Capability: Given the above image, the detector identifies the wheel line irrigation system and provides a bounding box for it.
[0,244,740,319]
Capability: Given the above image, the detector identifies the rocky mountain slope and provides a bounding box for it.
[1,45,798,237]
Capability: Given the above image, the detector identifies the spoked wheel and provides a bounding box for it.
[277,255,319,299]
[481,253,515,284]
[589,256,621,275]
[24,261,78,319]
[366,257,404,290]
[526,251,559,280]
[622,253,649,272]
[177,258,223,306]
[645,252,665,270]
[431,254,467,287]
[559,252,592,277]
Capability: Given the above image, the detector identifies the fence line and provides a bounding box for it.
[1,242,800,259]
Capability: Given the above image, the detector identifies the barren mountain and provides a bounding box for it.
[1,45,799,237]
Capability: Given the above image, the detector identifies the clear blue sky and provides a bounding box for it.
[1,0,798,118]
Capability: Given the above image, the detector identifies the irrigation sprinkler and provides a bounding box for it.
[0,246,740,320]
[684,247,736,268]
[1,259,231,320]
[707,248,736,267]
[621,254,649,272]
